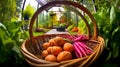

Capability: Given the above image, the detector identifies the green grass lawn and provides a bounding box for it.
[24,28,50,37]
[33,32,45,36]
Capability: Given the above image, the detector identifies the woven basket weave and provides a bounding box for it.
[21,1,105,67]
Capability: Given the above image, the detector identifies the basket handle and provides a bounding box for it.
[29,1,98,40]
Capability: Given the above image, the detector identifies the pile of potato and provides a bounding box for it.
[41,36,73,62]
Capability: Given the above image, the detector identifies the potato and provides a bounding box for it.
[57,51,72,62]
[63,43,73,52]
[43,42,51,49]
[41,50,49,58]
[45,54,57,62]
[54,36,66,47]
[51,46,63,56]
[49,39,57,46]
[47,46,52,54]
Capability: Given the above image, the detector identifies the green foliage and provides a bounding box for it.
[109,27,120,59]
[93,7,110,39]
[59,23,66,28]
[0,0,29,66]
[0,21,29,66]
[67,24,74,31]
[78,18,87,34]
[0,0,16,22]
[23,4,35,20]
[90,0,120,66]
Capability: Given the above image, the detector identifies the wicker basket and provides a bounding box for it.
[21,1,105,67]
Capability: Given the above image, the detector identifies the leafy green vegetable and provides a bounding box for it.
[78,0,120,66]
[59,23,66,28]
[0,21,29,66]
[110,6,116,24]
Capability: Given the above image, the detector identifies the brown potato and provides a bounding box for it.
[57,51,72,62]
[43,42,51,49]
[54,36,66,47]
[63,43,73,52]
[51,46,63,56]
[47,46,52,54]
[41,50,49,58]
[49,39,57,46]
[45,54,57,62]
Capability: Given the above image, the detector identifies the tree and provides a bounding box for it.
[0,0,16,23]
[16,0,23,13]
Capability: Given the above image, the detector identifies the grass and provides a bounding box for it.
[33,32,45,36]
[24,28,50,37]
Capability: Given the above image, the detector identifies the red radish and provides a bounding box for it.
[74,50,80,58]
[75,42,87,57]
[73,44,82,58]
[77,42,90,55]
[74,35,88,42]
[78,42,93,55]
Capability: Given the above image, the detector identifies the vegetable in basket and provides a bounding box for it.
[59,34,93,58]
[41,36,74,62]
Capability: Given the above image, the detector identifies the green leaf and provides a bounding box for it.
[3,21,22,38]
[106,49,112,61]
[67,25,74,30]
[12,44,20,54]
[111,26,119,37]
[111,42,119,59]
[59,23,66,28]
[110,6,116,24]
[112,0,120,7]
[0,23,7,30]
[109,26,120,59]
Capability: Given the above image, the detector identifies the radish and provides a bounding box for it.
[77,42,93,55]
[75,42,87,57]
[75,51,79,58]
[77,42,88,54]
[73,43,82,58]
[74,48,80,58]
[74,35,88,42]
[73,42,93,58]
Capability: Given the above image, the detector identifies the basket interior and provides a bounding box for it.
[24,34,98,60]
